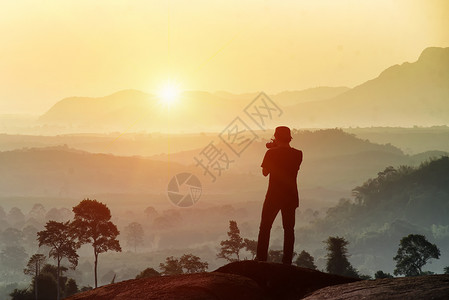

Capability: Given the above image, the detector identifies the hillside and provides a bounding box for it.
[285,47,449,127]
[299,156,449,274]
[0,145,188,197]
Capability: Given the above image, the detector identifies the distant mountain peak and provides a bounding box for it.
[418,46,449,63]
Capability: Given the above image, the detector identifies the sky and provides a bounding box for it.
[0,0,448,114]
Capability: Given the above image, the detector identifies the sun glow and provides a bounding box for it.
[157,81,182,107]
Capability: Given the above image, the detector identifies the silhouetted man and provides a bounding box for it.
[256,126,303,264]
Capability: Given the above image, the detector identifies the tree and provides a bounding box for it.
[243,238,257,260]
[268,250,283,263]
[325,236,359,278]
[295,250,317,270]
[144,206,158,219]
[22,225,39,251]
[444,266,449,274]
[9,288,33,300]
[136,267,160,279]
[1,227,23,247]
[72,199,122,288]
[34,273,58,300]
[64,278,78,297]
[28,204,46,222]
[159,254,208,275]
[7,207,25,225]
[217,220,245,262]
[37,221,79,300]
[393,234,440,277]
[159,256,183,275]
[0,246,28,272]
[24,254,46,300]
[374,270,393,279]
[124,222,144,252]
[179,254,208,273]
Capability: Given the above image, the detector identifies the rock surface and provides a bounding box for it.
[215,261,358,299]
[66,262,449,300]
[303,274,449,300]
[67,272,266,300]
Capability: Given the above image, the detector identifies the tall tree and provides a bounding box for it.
[72,199,121,288]
[393,234,440,277]
[37,221,79,300]
[217,220,245,262]
[124,222,144,252]
[295,250,317,270]
[24,254,46,300]
[325,236,358,278]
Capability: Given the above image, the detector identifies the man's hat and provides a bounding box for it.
[274,126,292,141]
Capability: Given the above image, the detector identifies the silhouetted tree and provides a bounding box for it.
[217,220,245,262]
[72,199,121,288]
[444,266,449,274]
[124,222,144,252]
[38,264,72,297]
[9,288,33,300]
[393,234,440,277]
[159,256,183,275]
[136,267,160,279]
[37,221,79,300]
[325,236,359,278]
[179,254,208,273]
[64,278,78,297]
[374,270,393,279]
[243,238,257,259]
[24,254,46,300]
[295,250,317,270]
[34,272,58,300]
[268,250,283,263]
[159,254,208,275]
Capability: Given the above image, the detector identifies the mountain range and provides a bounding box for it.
[38,47,449,132]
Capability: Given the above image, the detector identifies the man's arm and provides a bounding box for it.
[261,151,270,177]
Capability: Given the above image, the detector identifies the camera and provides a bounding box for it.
[266,138,277,149]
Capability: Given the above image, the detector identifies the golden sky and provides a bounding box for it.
[0,0,448,114]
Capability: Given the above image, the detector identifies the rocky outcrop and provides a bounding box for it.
[66,272,266,300]
[66,262,449,300]
[214,261,358,299]
[303,274,449,300]
[66,261,358,300]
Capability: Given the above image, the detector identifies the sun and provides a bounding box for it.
[157,81,181,107]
